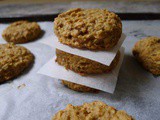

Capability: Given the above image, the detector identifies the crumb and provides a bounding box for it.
[17,84,26,89]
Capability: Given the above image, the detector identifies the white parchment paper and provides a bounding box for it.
[0,22,160,120]
[38,47,124,93]
[40,33,126,66]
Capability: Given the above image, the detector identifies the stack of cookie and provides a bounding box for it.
[54,8,123,92]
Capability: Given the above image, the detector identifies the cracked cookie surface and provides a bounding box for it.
[2,21,42,44]
[54,8,122,50]
[0,43,34,83]
[132,36,160,75]
[52,101,134,120]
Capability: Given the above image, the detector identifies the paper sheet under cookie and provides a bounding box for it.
[38,47,124,93]
[40,33,126,66]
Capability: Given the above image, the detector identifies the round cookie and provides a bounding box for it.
[2,21,42,44]
[0,43,34,83]
[54,8,122,50]
[52,101,134,120]
[132,36,160,75]
[62,80,98,92]
[56,49,120,75]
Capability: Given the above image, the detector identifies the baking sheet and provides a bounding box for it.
[0,22,160,120]
[40,33,126,66]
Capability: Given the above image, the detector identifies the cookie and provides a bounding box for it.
[54,8,122,50]
[52,101,134,120]
[56,49,120,75]
[0,43,34,83]
[132,36,160,75]
[2,21,42,44]
[62,80,98,92]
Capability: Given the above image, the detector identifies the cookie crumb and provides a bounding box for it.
[17,84,26,89]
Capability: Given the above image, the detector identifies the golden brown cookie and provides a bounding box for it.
[56,49,120,75]
[61,80,98,92]
[52,101,134,120]
[132,36,160,75]
[0,43,34,83]
[2,21,42,44]
[54,8,122,50]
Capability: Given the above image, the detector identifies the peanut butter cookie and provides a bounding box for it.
[0,43,34,83]
[52,101,134,120]
[2,21,42,44]
[132,36,160,75]
[56,49,120,75]
[54,8,122,50]
[62,80,98,92]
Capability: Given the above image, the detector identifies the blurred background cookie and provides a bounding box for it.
[61,80,98,92]
[132,36,160,75]
[54,8,122,50]
[56,49,120,75]
[0,43,34,83]
[52,101,134,120]
[2,21,42,44]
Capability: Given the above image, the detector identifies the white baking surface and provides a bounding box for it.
[0,22,160,120]
[40,32,126,66]
[38,47,124,93]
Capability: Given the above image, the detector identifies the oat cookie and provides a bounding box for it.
[56,49,120,75]
[52,101,134,120]
[0,43,34,83]
[132,36,160,75]
[2,21,42,44]
[54,8,122,50]
[62,80,98,92]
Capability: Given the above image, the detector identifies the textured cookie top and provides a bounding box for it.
[133,36,160,61]
[2,21,42,44]
[132,36,160,75]
[133,37,160,54]
[0,43,34,82]
[56,49,120,75]
[53,101,133,120]
[54,8,122,50]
